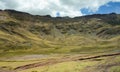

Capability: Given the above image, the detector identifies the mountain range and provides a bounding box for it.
[0,9,120,54]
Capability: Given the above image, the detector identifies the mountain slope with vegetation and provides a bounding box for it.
[0,9,120,56]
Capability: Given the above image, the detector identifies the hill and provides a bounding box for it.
[0,9,120,56]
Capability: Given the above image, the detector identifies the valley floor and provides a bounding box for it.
[0,52,120,72]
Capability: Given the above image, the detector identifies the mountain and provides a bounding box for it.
[0,9,120,55]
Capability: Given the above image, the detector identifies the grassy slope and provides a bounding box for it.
[0,11,120,56]
[0,10,120,72]
[0,34,120,57]
[18,54,120,72]
[0,53,120,72]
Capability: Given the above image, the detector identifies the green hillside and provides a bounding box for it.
[0,9,120,56]
[0,10,120,72]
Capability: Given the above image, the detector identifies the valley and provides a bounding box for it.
[0,10,120,72]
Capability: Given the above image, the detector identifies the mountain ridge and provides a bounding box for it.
[0,9,120,54]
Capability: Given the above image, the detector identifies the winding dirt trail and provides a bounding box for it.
[14,52,120,71]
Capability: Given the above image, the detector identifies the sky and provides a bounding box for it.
[0,0,120,17]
